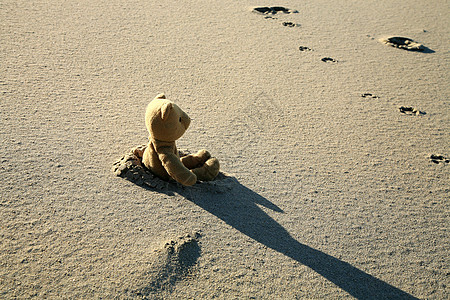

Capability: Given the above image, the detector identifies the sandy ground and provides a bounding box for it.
[1,0,449,299]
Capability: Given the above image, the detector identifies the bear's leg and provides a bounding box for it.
[191,157,220,181]
[180,149,211,169]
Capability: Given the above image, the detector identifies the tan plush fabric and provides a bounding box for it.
[142,94,219,186]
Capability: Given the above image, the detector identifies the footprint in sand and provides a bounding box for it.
[282,21,300,27]
[430,155,449,164]
[321,57,338,63]
[299,46,312,52]
[399,106,426,116]
[130,232,201,297]
[379,36,433,52]
[253,6,299,24]
[361,93,379,99]
[252,6,298,15]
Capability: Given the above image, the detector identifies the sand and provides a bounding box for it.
[1,0,449,299]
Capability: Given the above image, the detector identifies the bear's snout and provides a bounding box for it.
[181,114,191,130]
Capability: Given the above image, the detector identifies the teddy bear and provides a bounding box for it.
[142,93,220,186]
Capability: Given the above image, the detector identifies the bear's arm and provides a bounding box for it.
[158,150,197,186]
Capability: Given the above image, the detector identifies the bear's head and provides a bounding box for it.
[145,93,191,142]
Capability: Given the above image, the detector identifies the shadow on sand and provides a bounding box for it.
[143,175,418,299]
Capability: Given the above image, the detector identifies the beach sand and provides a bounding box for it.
[1,0,449,298]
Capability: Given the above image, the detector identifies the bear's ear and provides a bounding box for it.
[160,102,173,121]
[155,93,166,99]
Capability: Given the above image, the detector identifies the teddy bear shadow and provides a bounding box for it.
[137,176,417,299]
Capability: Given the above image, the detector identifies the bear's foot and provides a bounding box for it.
[192,157,220,181]
[180,149,211,169]
[194,149,211,162]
